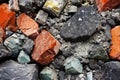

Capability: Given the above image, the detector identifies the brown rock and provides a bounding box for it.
[32,30,61,65]
[96,0,120,12]
[0,28,5,43]
[17,13,39,38]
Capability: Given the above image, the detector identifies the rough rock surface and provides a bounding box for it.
[0,60,38,80]
[60,5,101,41]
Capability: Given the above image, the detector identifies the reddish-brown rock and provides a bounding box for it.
[0,28,5,43]
[96,0,120,12]
[110,26,120,60]
[17,13,39,38]
[32,30,61,65]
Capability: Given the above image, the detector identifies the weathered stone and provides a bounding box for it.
[43,0,68,17]
[17,13,39,38]
[35,10,48,25]
[96,0,120,12]
[17,50,31,64]
[68,5,78,14]
[40,67,58,80]
[32,30,61,65]
[0,60,38,80]
[9,0,20,11]
[60,5,101,41]
[64,56,83,74]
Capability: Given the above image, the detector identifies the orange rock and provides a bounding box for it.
[0,28,5,43]
[96,0,120,12]
[32,30,61,65]
[17,13,39,38]
[110,26,120,59]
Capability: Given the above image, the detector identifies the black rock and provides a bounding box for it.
[101,61,120,80]
[60,5,101,41]
[0,60,38,80]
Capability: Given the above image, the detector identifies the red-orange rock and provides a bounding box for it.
[17,13,39,38]
[110,26,120,60]
[32,30,61,65]
[96,0,120,12]
[0,28,5,43]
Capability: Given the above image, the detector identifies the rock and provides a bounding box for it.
[86,72,93,80]
[101,61,120,80]
[17,50,31,64]
[89,60,101,70]
[6,30,13,37]
[4,33,25,57]
[96,0,120,12]
[64,56,83,74]
[17,13,39,38]
[32,30,61,65]
[0,28,5,43]
[0,60,38,80]
[35,10,48,25]
[68,5,78,14]
[9,0,20,11]
[40,67,58,80]
[0,44,11,60]
[43,0,68,17]
[60,5,101,41]
[88,44,109,60]
[70,0,82,6]
[58,71,65,80]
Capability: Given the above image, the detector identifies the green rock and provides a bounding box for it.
[17,50,31,64]
[64,56,83,74]
[40,67,58,80]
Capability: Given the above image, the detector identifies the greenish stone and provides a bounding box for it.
[17,50,31,64]
[40,67,58,80]
[64,56,83,74]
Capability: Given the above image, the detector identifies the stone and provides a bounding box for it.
[89,60,101,70]
[40,67,58,80]
[96,0,120,12]
[88,44,109,60]
[17,13,39,38]
[68,5,78,14]
[17,50,31,64]
[60,5,101,41]
[86,72,93,80]
[58,71,65,80]
[32,30,61,65]
[0,60,38,80]
[35,10,48,25]
[43,0,68,17]
[9,0,20,11]
[70,0,82,6]
[64,56,83,74]
[0,28,5,43]
[0,44,11,60]
[4,33,25,57]
[101,61,120,80]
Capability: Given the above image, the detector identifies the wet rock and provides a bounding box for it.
[64,56,83,74]
[60,5,101,41]
[17,13,39,38]
[40,67,58,80]
[9,0,20,11]
[35,10,48,25]
[17,50,31,64]
[0,60,38,80]
[101,61,120,80]
[32,30,61,65]
[87,72,93,80]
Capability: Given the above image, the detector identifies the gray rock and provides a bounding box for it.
[68,5,78,14]
[58,71,65,80]
[70,0,82,6]
[60,5,101,41]
[0,60,38,80]
[9,0,20,11]
[86,72,93,80]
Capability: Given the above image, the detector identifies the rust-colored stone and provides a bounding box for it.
[32,30,61,65]
[17,13,39,38]
[0,28,5,43]
[96,0,120,12]
[110,26,120,60]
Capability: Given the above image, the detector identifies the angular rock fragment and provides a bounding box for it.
[9,0,20,11]
[40,67,58,80]
[0,60,38,80]
[35,10,48,25]
[60,5,101,41]
[17,13,39,38]
[32,30,61,65]
[43,0,68,17]
[64,56,83,74]
[96,0,120,12]
[17,50,31,64]
[68,5,78,14]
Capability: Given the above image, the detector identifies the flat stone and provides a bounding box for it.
[40,67,58,80]
[64,56,83,74]
[17,50,31,64]
[32,30,61,65]
[9,0,20,11]
[0,60,38,80]
[60,5,101,41]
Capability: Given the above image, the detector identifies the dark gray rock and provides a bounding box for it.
[60,5,101,41]
[70,0,82,6]
[0,60,38,80]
